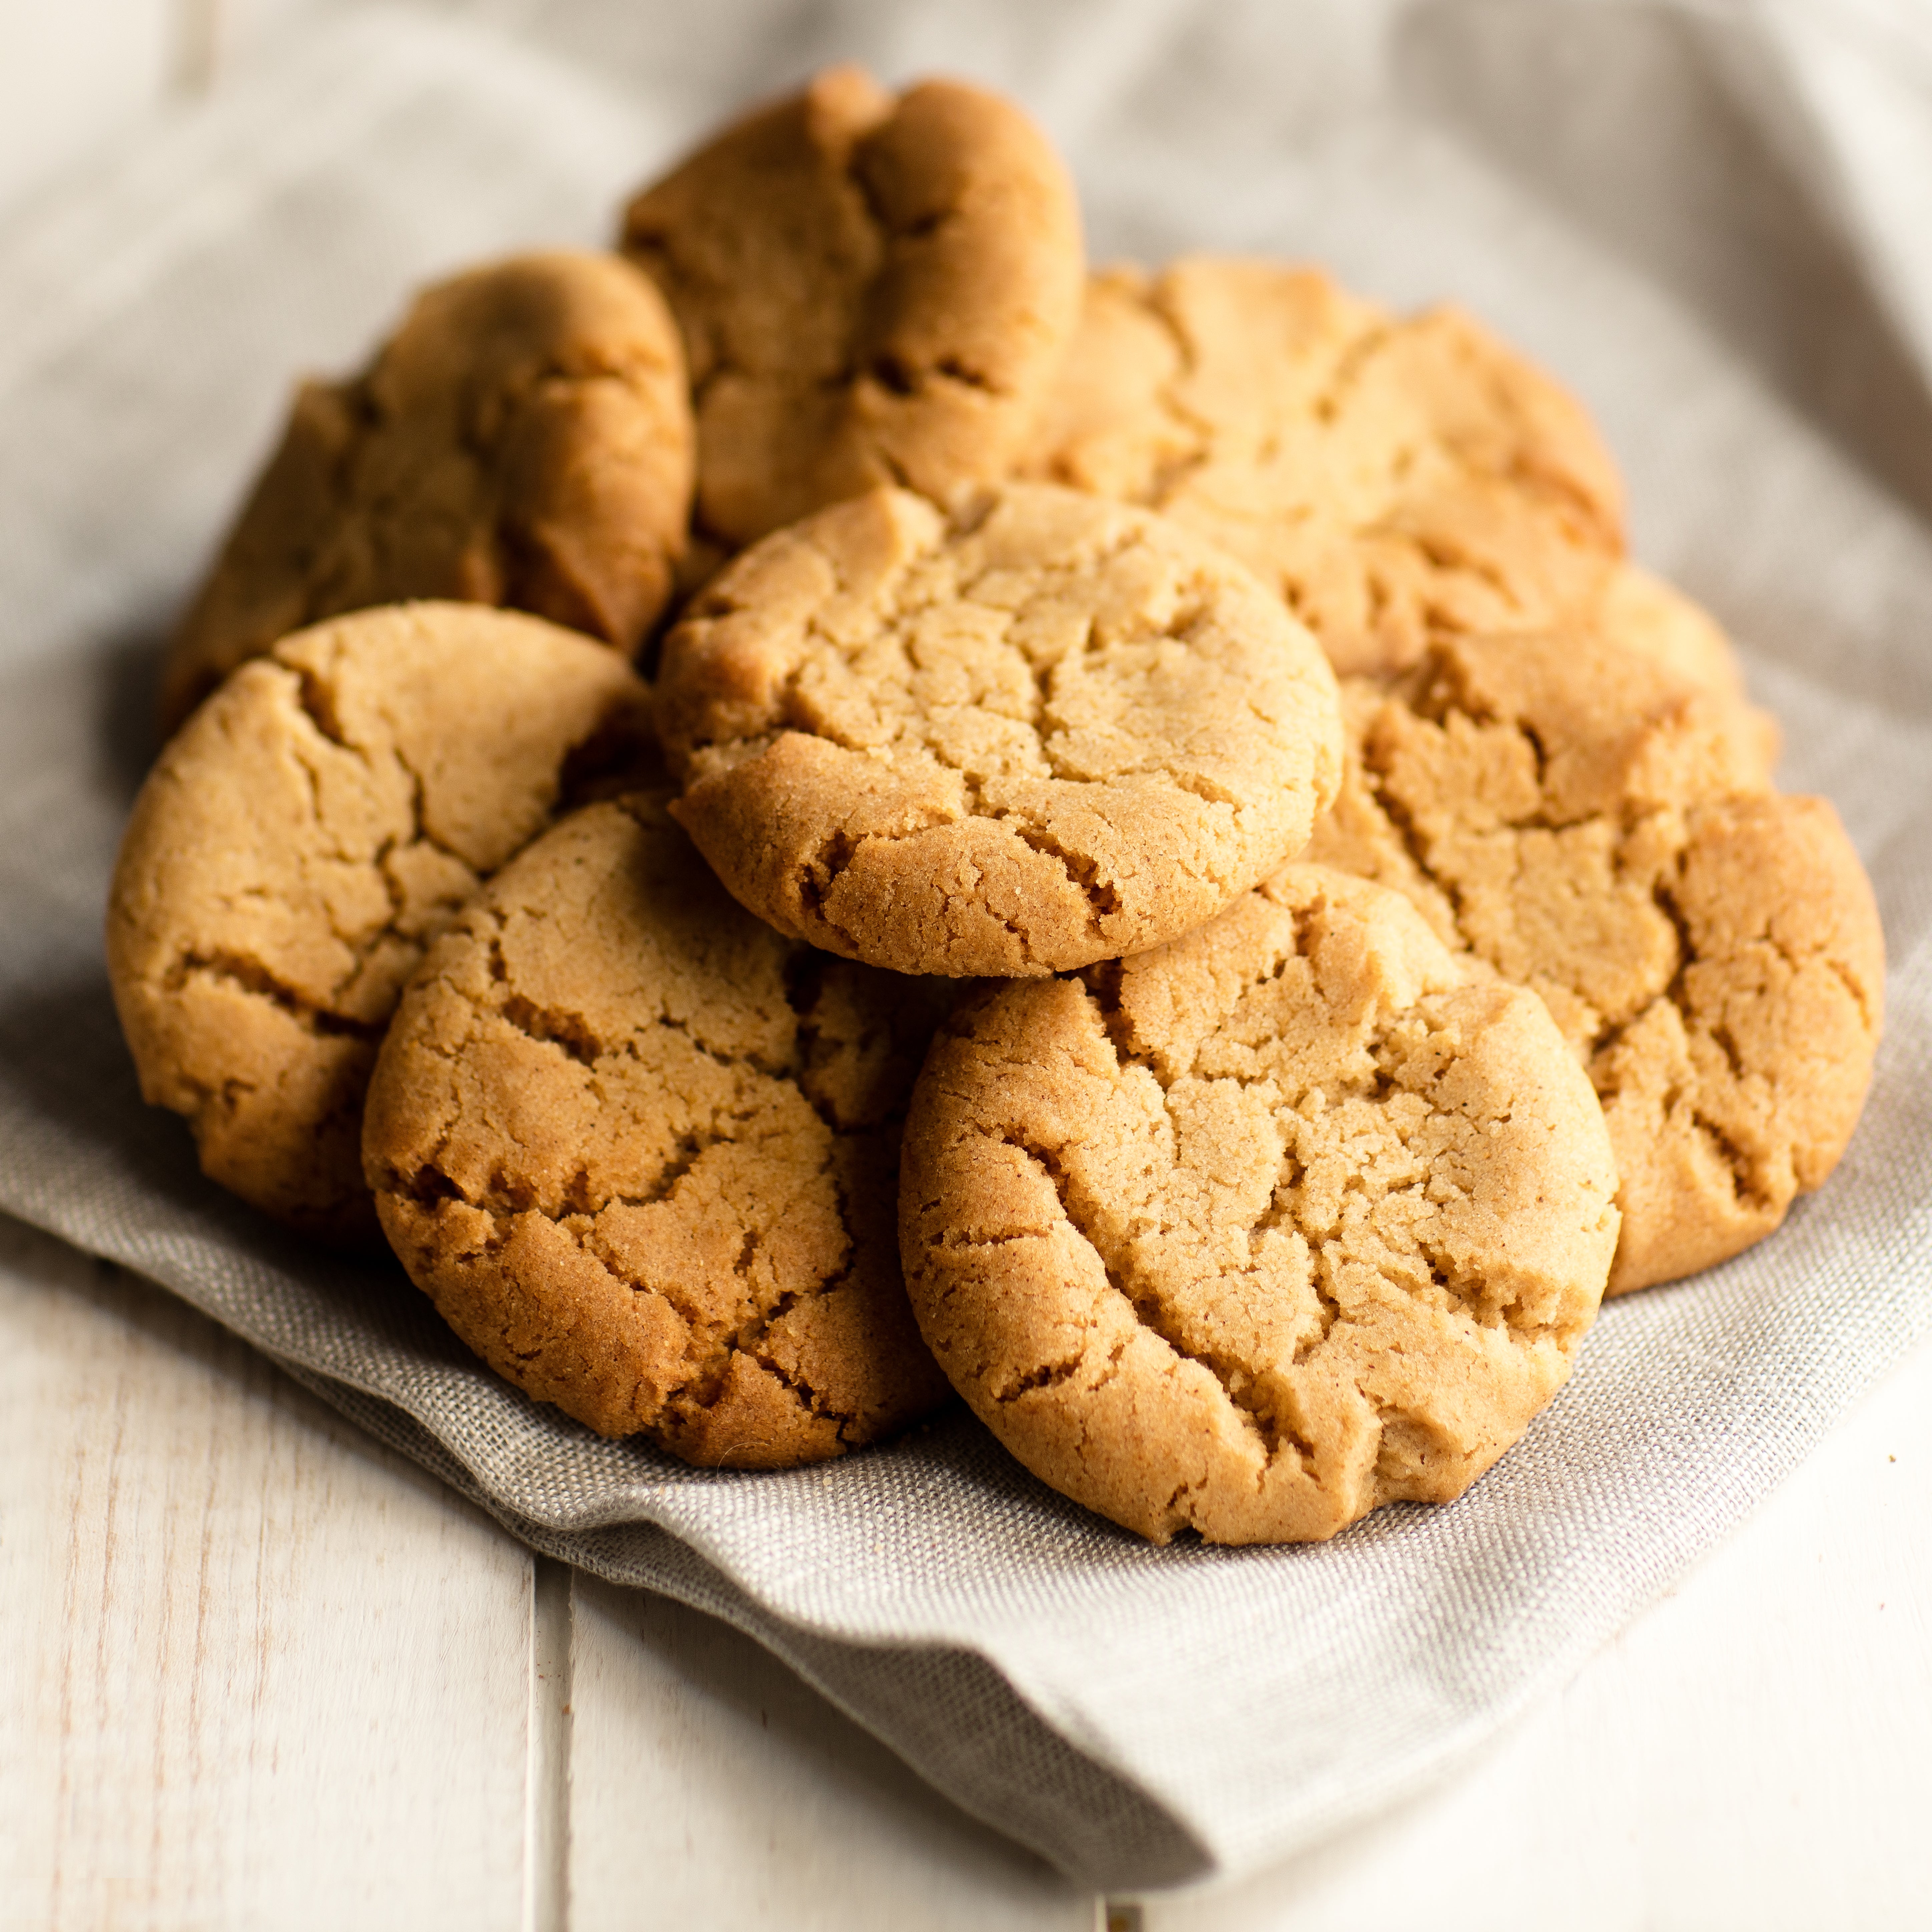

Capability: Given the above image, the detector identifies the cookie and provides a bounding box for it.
[620,64,1083,550]
[1020,257,1635,679]
[1592,563,1755,708]
[654,483,1345,978]
[160,250,693,734]
[362,795,954,1465]
[1304,629,1882,1292]
[108,603,656,1246]
[899,864,1619,1545]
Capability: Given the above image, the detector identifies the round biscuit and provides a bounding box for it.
[620,64,1083,549]
[363,795,954,1465]
[656,483,1345,977]
[1021,257,1644,680]
[160,250,693,733]
[899,864,1619,1544]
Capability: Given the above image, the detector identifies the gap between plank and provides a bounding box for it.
[526,1556,576,1932]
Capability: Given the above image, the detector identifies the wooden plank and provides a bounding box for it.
[567,1571,1099,1932]
[0,1212,535,1932]
[1130,1334,1932,1931]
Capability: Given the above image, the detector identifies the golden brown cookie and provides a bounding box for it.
[362,795,953,1466]
[1304,629,1883,1292]
[1592,563,1755,708]
[654,483,1345,978]
[899,864,1619,1545]
[108,603,656,1246]
[160,250,693,734]
[620,64,1083,550]
[1020,257,1632,679]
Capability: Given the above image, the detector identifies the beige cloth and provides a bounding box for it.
[1,1,1930,1889]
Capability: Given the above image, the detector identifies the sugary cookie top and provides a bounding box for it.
[1020,257,1628,678]
[1305,629,1882,1290]
[899,864,1619,1545]
[621,64,1083,549]
[363,796,952,1465]
[108,602,655,1244]
[656,483,1345,977]
[161,250,693,732]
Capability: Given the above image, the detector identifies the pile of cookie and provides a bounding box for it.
[107,66,1885,1545]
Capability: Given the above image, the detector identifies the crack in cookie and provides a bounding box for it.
[165,950,389,1042]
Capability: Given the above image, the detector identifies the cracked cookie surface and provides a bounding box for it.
[620,63,1083,550]
[108,603,656,1246]
[655,483,1345,977]
[898,864,1618,1545]
[160,250,693,734]
[362,795,954,1464]
[1304,629,1883,1292]
[1019,257,1653,681]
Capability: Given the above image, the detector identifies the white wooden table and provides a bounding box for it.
[3,8,1930,1926]
[5,1207,1930,1931]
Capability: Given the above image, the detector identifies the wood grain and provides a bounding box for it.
[565,1572,1095,1932]
[0,1215,536,1932]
